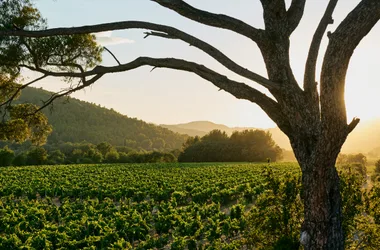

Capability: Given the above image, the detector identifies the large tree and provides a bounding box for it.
[1,0,379,249]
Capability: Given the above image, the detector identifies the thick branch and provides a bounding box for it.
[142,29,278,90]
[34,74,104,114]
[321,0,380,133]
[0,21,277,90]
[22,56,290,133]
[257,0,303,94]
[304,0,338,92]
[23,57,269,101]
[151,0,264,43]
[46,61,86,84]
[260,0,287,34]
[286,0,306,34]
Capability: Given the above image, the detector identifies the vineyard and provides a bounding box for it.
[0,163,302,249]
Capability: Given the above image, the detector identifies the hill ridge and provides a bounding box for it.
[15,87,187,151]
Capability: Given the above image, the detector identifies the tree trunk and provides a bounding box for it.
[295,141,345,250]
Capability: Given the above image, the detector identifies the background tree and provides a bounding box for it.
[85,147,103,163]
[46,149,65,165]
[96,142,114,157]
[26,147,47,165]
[0,0,102,145]
[179,129,282,162]
[1,0,380,248]
[0,146,15,166]
[105,150,120,163]
[13,152,27,166]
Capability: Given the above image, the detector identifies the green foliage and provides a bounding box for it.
[179,129,282,162]
[339,171,365,243]
[47,150,65,165]
[12,152,27,166]
[0,146,14,166]
[371,159,380,182]
[337,153,367,178]
[347,184,380,248]
[0,102,52,145]
[141,139,153,151]
[26,147,47,165]
[96,142,113,156]
[0,0,102,72]
[0,140,179,166]
[244,168,302,249]
[86,148,103,163]
[244,168,369,249]
[123,151,177,163]
[105,150,119,163]
[375,159,380,174]
[0,163,300,249]
[0,162,377,248]
[0,0,102,146]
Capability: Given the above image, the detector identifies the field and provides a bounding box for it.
[0,163,300,249]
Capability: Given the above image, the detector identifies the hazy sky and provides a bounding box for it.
[29,0,380,128]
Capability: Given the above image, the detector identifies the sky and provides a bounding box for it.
[28,0,380,128]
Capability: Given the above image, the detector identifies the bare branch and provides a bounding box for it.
[0,74,48,108]
[34,74,104,114]
[286,0,306,34]
[348,117,360,134]
[151,0,264,43]
[150,66,157,72]
[46,61,86,84]
[1,21,278,90]
[103,47,121,66]
[20,37,40,68]
[304,0,338,92]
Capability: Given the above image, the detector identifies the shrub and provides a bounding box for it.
[26,147,48,165]
[13,153,27,166]
[375,159,380,174]
[0,146,15,167]
[47,150,65,165]
[105,150,120,163]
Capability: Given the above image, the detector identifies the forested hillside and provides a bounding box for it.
[15,87,187,151]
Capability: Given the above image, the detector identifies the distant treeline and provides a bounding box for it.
[0,129,286,166]
[0,142,178,167]
[178,129,283,162]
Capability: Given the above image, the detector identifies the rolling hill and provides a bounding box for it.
[162,120,380,155]
[161,121,291,150]
[12,87,380,156]
[14,87,187,151]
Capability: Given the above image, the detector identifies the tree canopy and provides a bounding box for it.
[0,0,102,144]
[179,129,282,162]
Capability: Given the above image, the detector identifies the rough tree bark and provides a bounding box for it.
[1,0,380,249]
